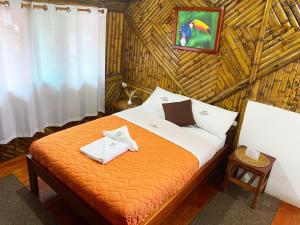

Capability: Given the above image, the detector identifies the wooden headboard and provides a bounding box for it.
[225,125,237,148]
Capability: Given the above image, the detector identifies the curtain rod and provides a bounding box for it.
[0,1,9,7]
[31,4,106,13]
[33,4,47,10]
[77,7,91,13]
[21,2,30,8]
[56,6,70,12]
[2,0,106,13]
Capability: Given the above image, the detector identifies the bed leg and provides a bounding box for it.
[26,154,39,196]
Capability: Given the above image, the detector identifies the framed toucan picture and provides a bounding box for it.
[173,7,224,53]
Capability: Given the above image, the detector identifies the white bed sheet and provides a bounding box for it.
[181,126,226,150]
[115,107,226,166]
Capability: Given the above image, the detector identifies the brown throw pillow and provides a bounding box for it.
[162,99,196,126]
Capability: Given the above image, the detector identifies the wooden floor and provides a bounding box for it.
[1,155,300,225]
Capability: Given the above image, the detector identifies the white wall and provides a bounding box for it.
[239,100,300,208]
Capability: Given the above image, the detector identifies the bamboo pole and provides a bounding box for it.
[207,47,300,105]
[106,12,112,75]
[231,0,274,147]
[248,0,273,100]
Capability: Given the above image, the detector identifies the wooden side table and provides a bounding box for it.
[224,149,276,209]
[112,99,140,112]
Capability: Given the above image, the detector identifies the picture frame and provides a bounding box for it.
[172,7,224,54]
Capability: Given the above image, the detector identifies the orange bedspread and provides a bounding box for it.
[30,115,199,225]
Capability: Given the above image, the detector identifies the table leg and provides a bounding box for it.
[262,183,267,193]
[223,161,232,191]
[262,170,271,193]
[251,176,265,209]
[26,155,39,196]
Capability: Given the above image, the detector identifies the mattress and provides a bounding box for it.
[116,107,219,166]
[30,110,224,225]
[120,106,226,152]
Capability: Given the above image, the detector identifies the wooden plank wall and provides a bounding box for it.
[123,0,300,141]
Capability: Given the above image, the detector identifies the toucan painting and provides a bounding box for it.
[173,7,224,53]
[179,19,212,46]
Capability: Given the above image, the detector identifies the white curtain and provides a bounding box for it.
[0,0,106,144]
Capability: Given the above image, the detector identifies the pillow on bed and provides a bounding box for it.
[162,100,195,126]
[141,86,189,118]
[191,99,238,138]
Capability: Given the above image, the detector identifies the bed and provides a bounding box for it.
[27,88,237,225]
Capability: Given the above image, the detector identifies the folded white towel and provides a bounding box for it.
[103,126,138,151]
[80,137,129,164]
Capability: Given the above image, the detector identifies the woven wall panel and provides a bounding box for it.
[216,89,247,113]
[106,11,124,75]
[123,19,180,92]
[259,1,300,73]
[124,0,300,116]
[253,60,300,112]
[105,75,122,113]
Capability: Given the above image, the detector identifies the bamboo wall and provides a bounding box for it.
[106,11,125,76]
[3,0,300,161]
[105,11,124,112]
[123,0,300,140]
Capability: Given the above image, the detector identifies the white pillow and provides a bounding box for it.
[141,86,189,118]
[191,99,238,138]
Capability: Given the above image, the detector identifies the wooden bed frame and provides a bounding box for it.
[26,126,236,225]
